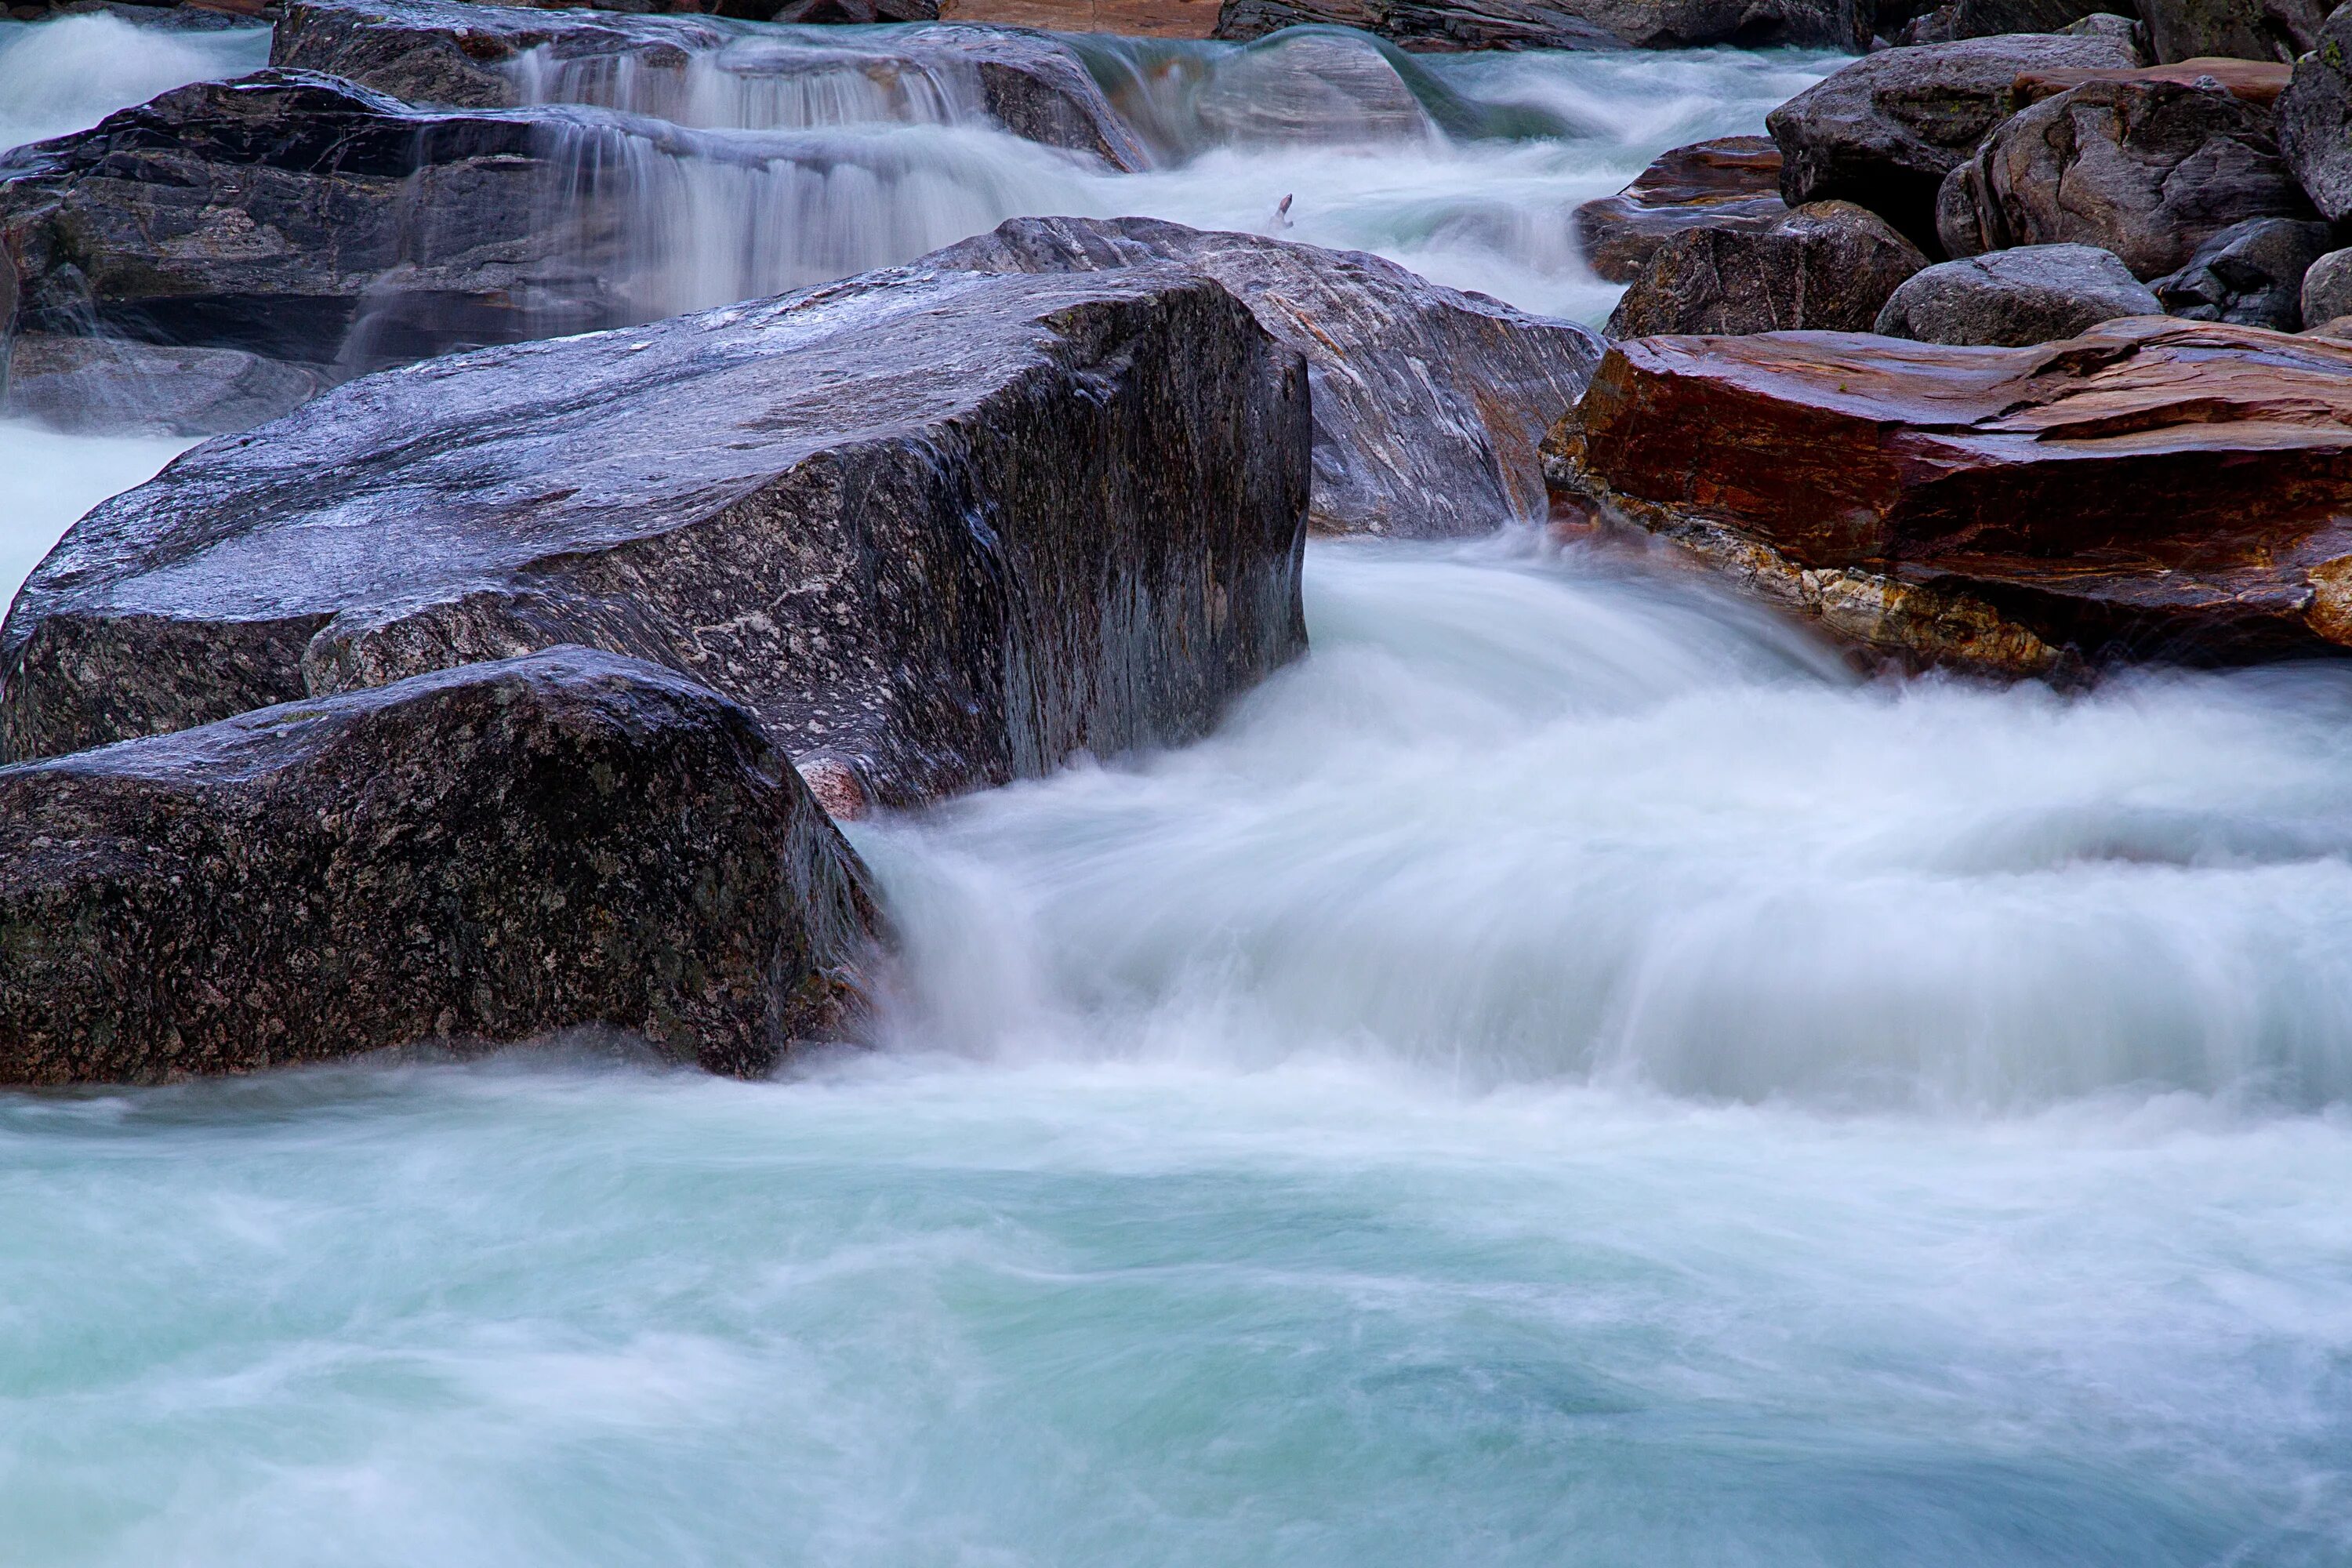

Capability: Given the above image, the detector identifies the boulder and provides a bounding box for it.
[0,262,1312,807]
[1551,317,2352,671]
[1,333,325,436]
[1873,242,2159,343]
[1603,200,1927,337]
[925,215,1602,538]
[1573,135,1786,285]
[0,648,880,1085]
[1185,29,1433,147]
[2137,0,2325,65]
[272,0,1147,169]
[1893,0,2127,48]
[1767,31,2140,254]
[2302,244,2352,326]
[2278,7,2352,224]
[2153,215,2334,330]
[1208,0,1870,51]
[2009,55,2292,108]
[1936,76,2312,279]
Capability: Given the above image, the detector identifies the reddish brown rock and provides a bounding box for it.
[1549,318,2352,671]
[1604,200,1926,339]
[2012,56,2295,109]
[1574,137,1787,285]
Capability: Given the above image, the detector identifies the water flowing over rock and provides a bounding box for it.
[1936,75,2312,279]
[1873,243,2158,344]
[1767,32,2140,254]
[0,263,1311,807]
[1603,199,1926,336]
[0,648,881,1085]
[1207,0,1870,50]
[1573,135,1785,285]
[2152,215,2334,330]
[1548,318,2352,671]
[924,215,1601,538]
[0,332,326,435]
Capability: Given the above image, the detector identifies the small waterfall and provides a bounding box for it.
[509,35,990,132]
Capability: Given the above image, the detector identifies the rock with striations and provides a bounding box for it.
[1767,31,2141,256]
[1549,317,2352,673]
[2279,7,2352,226]
[1,333,328,436]
[0,648,881,1086]
[1604,200,1927,337]
[2136,0,2325,65]
[1574,136,1786,285]
[1894,0,2132,48]
[0,262,1311,809]
[2153,215,2335,331]
[272,0,1145,168]
[1208,0,1871,51]
[1936,76,2312,279]
[1185,28,1436,147]
[925,215,1602,538]
[1873,243,2159,344]
[2301,245,2352,327]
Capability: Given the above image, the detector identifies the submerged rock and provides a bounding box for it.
[1603,200,1926,337]
[1573,136,1786,285]
[0,333,326,435]
[1550,317,2352,671]
[925,215,1601,538]
[2153,216,2335,331]
[0,648,880,1085]
[1207,0,1871,49]
[1873,243,2158,344]
[0,263,1311,805]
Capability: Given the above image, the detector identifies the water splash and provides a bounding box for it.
[0,12,268,154]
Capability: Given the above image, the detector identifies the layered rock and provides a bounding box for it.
[0,263,1312,808]
[1208,0,1871,51]
[0,648,880,1085]
[2153,215,2334,330]
[1603,200,1926,337]
[926,215,1601,538]
[1550,318,2352,670]
[2279,7,2352,225]
[1873,243,2158,344]
[2009,54,2292,109]
[1936,76,2312,279]
[1767,31,2141,254]
[1573,136,1785,285]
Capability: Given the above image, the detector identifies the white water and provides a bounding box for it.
[0,13,267,153]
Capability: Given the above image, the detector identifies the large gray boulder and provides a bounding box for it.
[1936,76,2312,279]
[0,648,880,1085]
[2302,244,2352,326]
[1766,31,2141,254]
[2153,215,2335,330]
[1604,200,1927,337]
[1872,242,2159,343]
[0,262,1311,809]
[2138,0,2326,64]
[1208,0,1871,50]
[1573,136,1786,285]
[926,216,1602,539]
[2279,7,2352,224]
[1895,0,2137,47]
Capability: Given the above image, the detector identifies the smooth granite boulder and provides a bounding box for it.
[1208,0,1871,50]
[2279,7,2352,225]
[0,262,1311,808]
[0,648,880,1085]
[1604,199,1927,336]
[1573,136,1786,284]
[1766,31,2140,254]
[2302,245,2352,326]
[1873,242,2158,343]
[2153,215,2335,330]
[926,215,1602,538]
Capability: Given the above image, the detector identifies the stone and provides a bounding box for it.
[1186,28,1433,147]
[2153,215,2335,331]
[1893,0,2125,49]
[2010,55,2293,109]
[926,215,1602,539]
[1208,0,1871,52]
[1873,242,2159,343]
[1603,199,1927,337]
[1,333,325,436]
[2301,245,2352,328]
[1936,76,2312,279]
[2056,11,2151,56]
[0,648,881,1085]
[1767,31,2140,254]
[2138,0,2325,65]
[0,261,1311,805]
[2303,313,2352,339]
[271,0,1146,169]
[1549,317,2352,670]
[1573,136,1786,285]
[2279,7,2352,224]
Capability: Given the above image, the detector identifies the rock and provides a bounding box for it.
[925,215,1602,538]
[1186,28,1433,147]
[1603,200,1927,337]
[2279,8,2352,224]
[1873,242,2159,343]
[0,648,881,1085]
[2010,55,2293,109]
[2153,215,2334,330]
[2303,313,2352,339]
[1893,0,2125,49]
[1573,136,1786,285]
[2138,0,2325,65]
[1936,77,2312,279]
[1552,317,2352,670]
[2302,245,2352,327]
[0,262,1312,804]
[2057,11,2151,56]
[1208,0,1871,52]
[1767,32,2142,255]
[1,333,326,436]
[272,0,1146,169]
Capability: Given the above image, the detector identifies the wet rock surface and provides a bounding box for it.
[1604,199,1926,337]
[2153,215,2334,330]
[1767,32,2140,255]
[1550,317,2352,670]
[1873,242,2158,344]
[0,648,880,1085]
[1207,0,1870,51]
[927,215,1601,538]
[0,333,326,435]
[1573,135,1786,285]
[0,262,1312,805]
